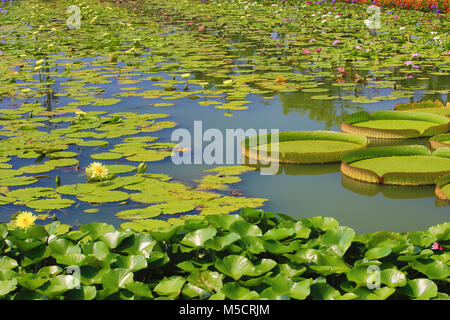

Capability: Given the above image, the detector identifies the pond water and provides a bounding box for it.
[1,61,448,234]
[0,0,449,234]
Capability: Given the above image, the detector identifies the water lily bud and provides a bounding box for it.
[137,162,147,174]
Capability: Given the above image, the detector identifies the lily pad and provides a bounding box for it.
[342,111,449,139]
[0,177,38,187]
[341,146,450,185]
[435,173,450,202]
[78,191,130,203]
[395,100,450,118]
[20,164,55,174]
[26,198,75,210]
[429,133,450,150]
[242,131,368,164]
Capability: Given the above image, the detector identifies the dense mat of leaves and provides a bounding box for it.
[0,208,448,300]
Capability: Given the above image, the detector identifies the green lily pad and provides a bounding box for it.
[78,191,130,203]
[26,198,75,210]
[342,146,450,185]
[342,110,449,139]
[47,152,78,159]
[0,176,38,187]
[90,152,123,160]
[243,131,367,164]
[20,164,55,174]
[116,207,162,220]
[106,165,137,174]
[45,159,79,167]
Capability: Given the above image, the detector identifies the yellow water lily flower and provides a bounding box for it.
[223,79,234,86]
[15,211,37,229]
[181,73,191,79]
[86,162,109,180]
[75,111,87,118]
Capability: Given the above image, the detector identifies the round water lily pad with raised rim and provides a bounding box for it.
[341,110,449,139]
[429,133,450,150]
[395,100,450,118]
[241,131,368,164]
[341,146,450,186]
[435,174,450,201]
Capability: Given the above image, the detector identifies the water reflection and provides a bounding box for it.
[278,88,362,129]
[243,160,341,176]
[341,175,437,200]
[277,73,448,130]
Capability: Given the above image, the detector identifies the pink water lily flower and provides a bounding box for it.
[404,61,414,65]
[302,49,311,55]
[309,38,316,42]
[337,67,346,73]
[314,48,322,53]
[432,242,444,250]
[355,45,363,50]
[332,39,340,45]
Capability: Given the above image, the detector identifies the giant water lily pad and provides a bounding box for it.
[341,146,450,186]
[342,111,449,139]
[242,131,368,164]
[395,100,450,118]
[429,133,450,150]
[435,174,450,202]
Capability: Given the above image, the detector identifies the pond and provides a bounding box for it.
[0,0,448,234]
